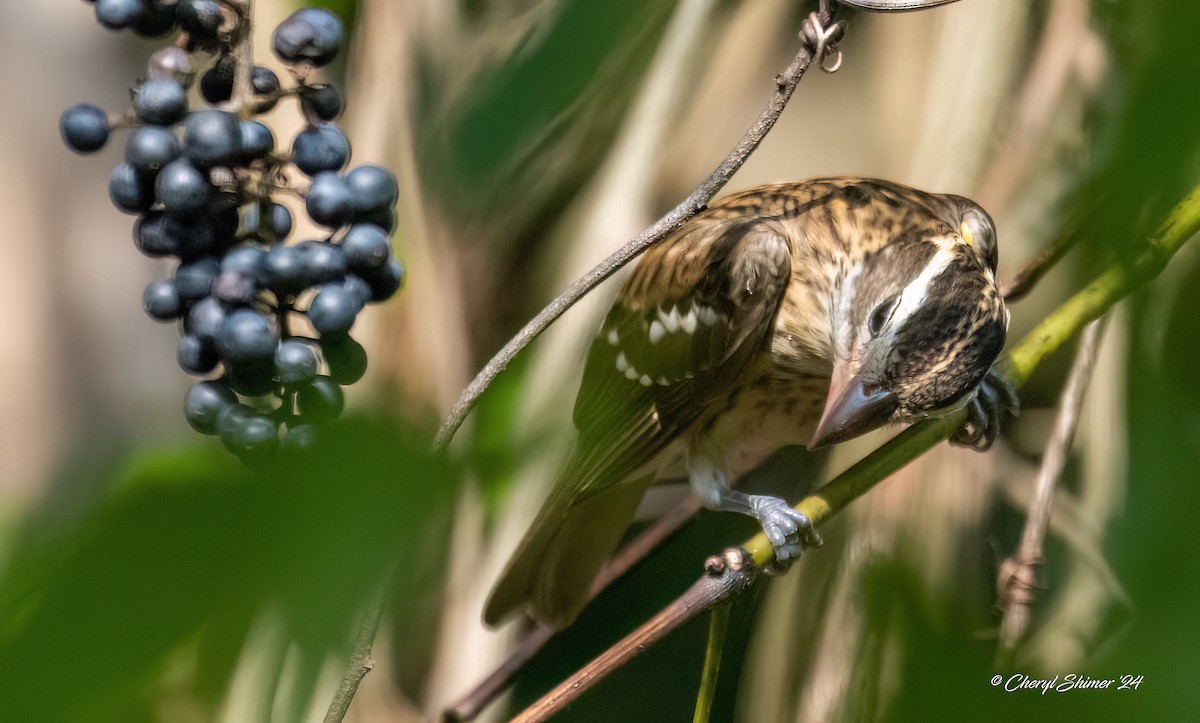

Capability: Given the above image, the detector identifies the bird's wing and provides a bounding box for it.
[566,215,794,499]
[484,215,794,628]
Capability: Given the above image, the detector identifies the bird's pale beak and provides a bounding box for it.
[808,366,897,450]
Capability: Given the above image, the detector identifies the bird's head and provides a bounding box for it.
[809,201,1008,449]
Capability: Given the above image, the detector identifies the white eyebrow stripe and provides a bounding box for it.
[890,245,957,329]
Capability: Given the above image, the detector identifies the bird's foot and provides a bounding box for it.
[951,366,1020,451]
[748,495,823,574]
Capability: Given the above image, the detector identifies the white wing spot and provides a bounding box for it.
[624,366,640,381]
[639,374,653,387]
[648,320,666,344]
[615,351,630,373]
[606,328,619,346]
[656,376,669,386]
[680,309,698,334]
[697,306,719,326]
[663,306,681,333]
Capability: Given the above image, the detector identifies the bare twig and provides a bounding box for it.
[512,550,757,723]
[323,588,388,723]
[431,10,842,450]
[443,497,700,722]
[693,601,732,723]
[226,0,256,120]
[996,317,1106,661]
[1001,228,1081,302]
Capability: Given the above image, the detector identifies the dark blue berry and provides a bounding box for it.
[261,244,309,296]
[281,423,317,451]
[183,109,242,167]
[133,79,189,126]
[269,203,293,240]
[322,334,368,384]
[362,257,405,302]
[209,193,241,244]
[217,403,279,457]
[224,361,277,396]
[272,8,344,67]
[156,159,209,215]
[134,211,177,257]
[95,0,145,30]
[178,334,220,375]
[358,205,396,234]
[292,124,350,176]
[186,296,226,341]
[184,380,237,434]
[340,224,391,272]
[216,308,278,363]
[142,279,182,321]
[342,275,372,307]
[174,257,221,300]
[164,213,219,259]
[239,121,274,160]
[300,85,343,121]
[126,126,179,170]
[212,270,257,304]
[296,240,347,284]
[345,165,398,213]
[297,376,344,421]
[199,55,235,103]
[275,339,319,384]
[60,104,110,153]
[307,282,362,334]
[109,163,155,213]
[177,0,222,39]
[132,0,176,37]
[305,172,354,227]
[251,66,281,111]
[147,46,193,86]
[221,245,266,277]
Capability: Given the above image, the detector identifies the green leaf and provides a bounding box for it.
[0,416,454,721]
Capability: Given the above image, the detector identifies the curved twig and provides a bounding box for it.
[996,316,1106,661]
[431,10,842,450]
[442,497,700,722]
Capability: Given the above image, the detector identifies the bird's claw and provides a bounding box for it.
[951,366,1019,451]
[749,495,823,575]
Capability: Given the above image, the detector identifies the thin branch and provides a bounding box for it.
[322,591,387,723]
[511,184,1200,717]
[512,550,758,723]
[431,9,843,451]
[226,0,256,120]
[996,317,1106,662]
[693,601,732,723]
[442,498,701,722]
[1001,227,1081,302]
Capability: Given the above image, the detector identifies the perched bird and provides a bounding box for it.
[485,177,1015,629]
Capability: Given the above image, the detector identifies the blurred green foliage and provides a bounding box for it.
[0,417,454,722]
[414,0,677,249]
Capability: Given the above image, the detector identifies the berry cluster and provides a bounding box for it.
[61,2,404,462]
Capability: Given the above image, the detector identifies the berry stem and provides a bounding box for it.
[228,0,256,119]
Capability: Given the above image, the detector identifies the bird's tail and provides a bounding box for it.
[484,472,654,629]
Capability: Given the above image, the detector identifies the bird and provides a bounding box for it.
[484,177,1016,629]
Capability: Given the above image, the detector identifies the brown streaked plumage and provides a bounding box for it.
[485,177,1015,629]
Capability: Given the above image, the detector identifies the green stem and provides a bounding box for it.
[693,601,731,723]
[747,183,1200,567]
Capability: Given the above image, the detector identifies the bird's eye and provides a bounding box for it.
[868,295,899,338]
